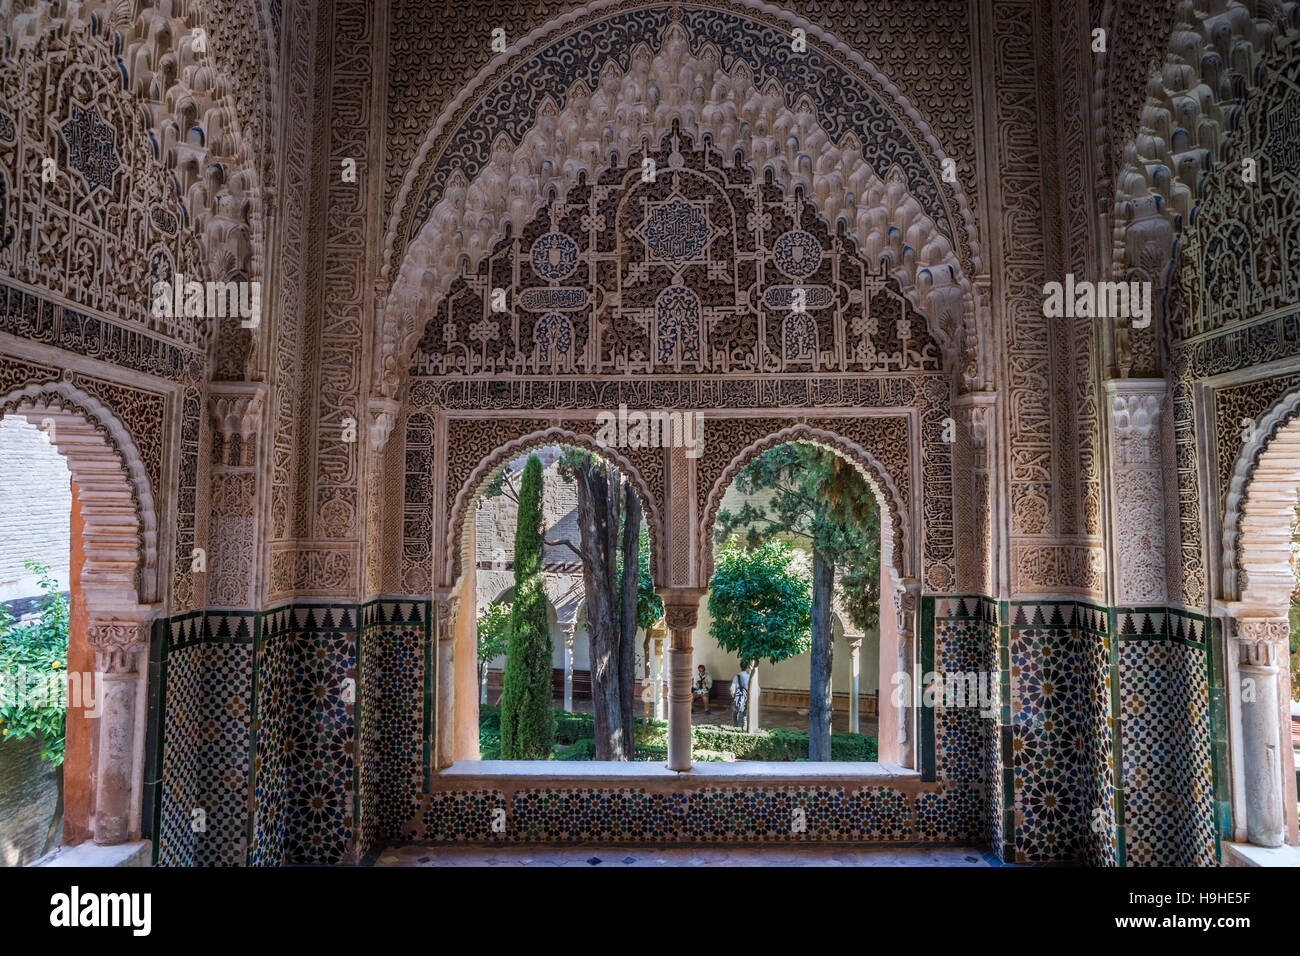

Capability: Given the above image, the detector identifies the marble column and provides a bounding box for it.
[1235,617,1290,847]
[434,593,458,770]
[563,622,576,713]
[659,590,706,771]
[86,618,148,845]
[848,636,863,734]
[652,627,666,722]
[895,581,919,770]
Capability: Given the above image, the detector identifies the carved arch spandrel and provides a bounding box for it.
[697,420,912,589]
[442,423,664,594]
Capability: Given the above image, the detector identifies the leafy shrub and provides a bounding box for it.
[688,724,877,762]
[554,710,594,744]
[0,562,69,764]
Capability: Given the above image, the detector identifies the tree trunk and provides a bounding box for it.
[809,548,834,760]
[42,761,63,857]
[618,482,641,751]
[746,662,761,734]
[570,457,630,759]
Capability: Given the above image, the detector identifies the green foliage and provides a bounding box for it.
[685,724,877,762]
[556,738,672,762]
[499,454,555,759]
[0,561,70,765]
[1290,603,1300,702]
[562,448,662,630]
[554,709,594,744]
[715,443,881,633]
[476,602,511,668]
[481,466,518,503]
[480,704,598,747]
[708,538,811,668]
[635,526,663,630]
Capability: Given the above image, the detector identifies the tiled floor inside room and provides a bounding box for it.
[374,845,1000,866]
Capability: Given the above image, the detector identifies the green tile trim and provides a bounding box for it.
[919,595,935,782]
[1107,604,1124,868]
[423,601,434,793]
[148,615,169,867]
[246,613,265,868]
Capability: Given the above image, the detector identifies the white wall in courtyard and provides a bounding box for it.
[0,417,70,602]
[688,599,880,697]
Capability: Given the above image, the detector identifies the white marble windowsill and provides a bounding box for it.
[439,760,919,780]
[1223,841,1300,867]
[31,840,152,867]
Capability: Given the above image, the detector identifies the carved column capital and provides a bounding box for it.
[657,587,707,632]
[86,619,148,674]
[367,396,402,453]
[208,381,268,444]
[1107,383,1164,466]
[434,591,459,641]
[1234,617,1290,667]
[893,578,920,635]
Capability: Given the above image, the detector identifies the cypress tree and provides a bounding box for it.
[499,454,555,759]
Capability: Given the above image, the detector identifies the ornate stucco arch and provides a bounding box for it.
[445,426,663,593]
[377,2,987,405]
[0,379,159,607]
[698,422,910,589]
[1221,386,1300,610]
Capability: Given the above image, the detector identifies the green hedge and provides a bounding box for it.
[482,707,876,762]
[687,724,877,762]
[480,705,592,744]
[554,710,594,745]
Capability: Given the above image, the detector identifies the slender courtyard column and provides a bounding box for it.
[659,589,706,771]
[895,581,920,770]
[433,592,459,770]
[563,622,576,712]
[86,615,149,845]
[848,636,862,734]
[1235,617,1290,847]
[652,626,666,721]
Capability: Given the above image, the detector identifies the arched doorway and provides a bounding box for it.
[0,382,155,850]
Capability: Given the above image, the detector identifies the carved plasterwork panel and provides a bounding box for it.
[1110,2,1298,373]
[1176,46,1300,343]
[411,133,945,382]
[382,4,985,407]
[0,21,207,350]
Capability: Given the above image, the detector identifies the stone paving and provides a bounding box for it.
[375,844,998,867]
